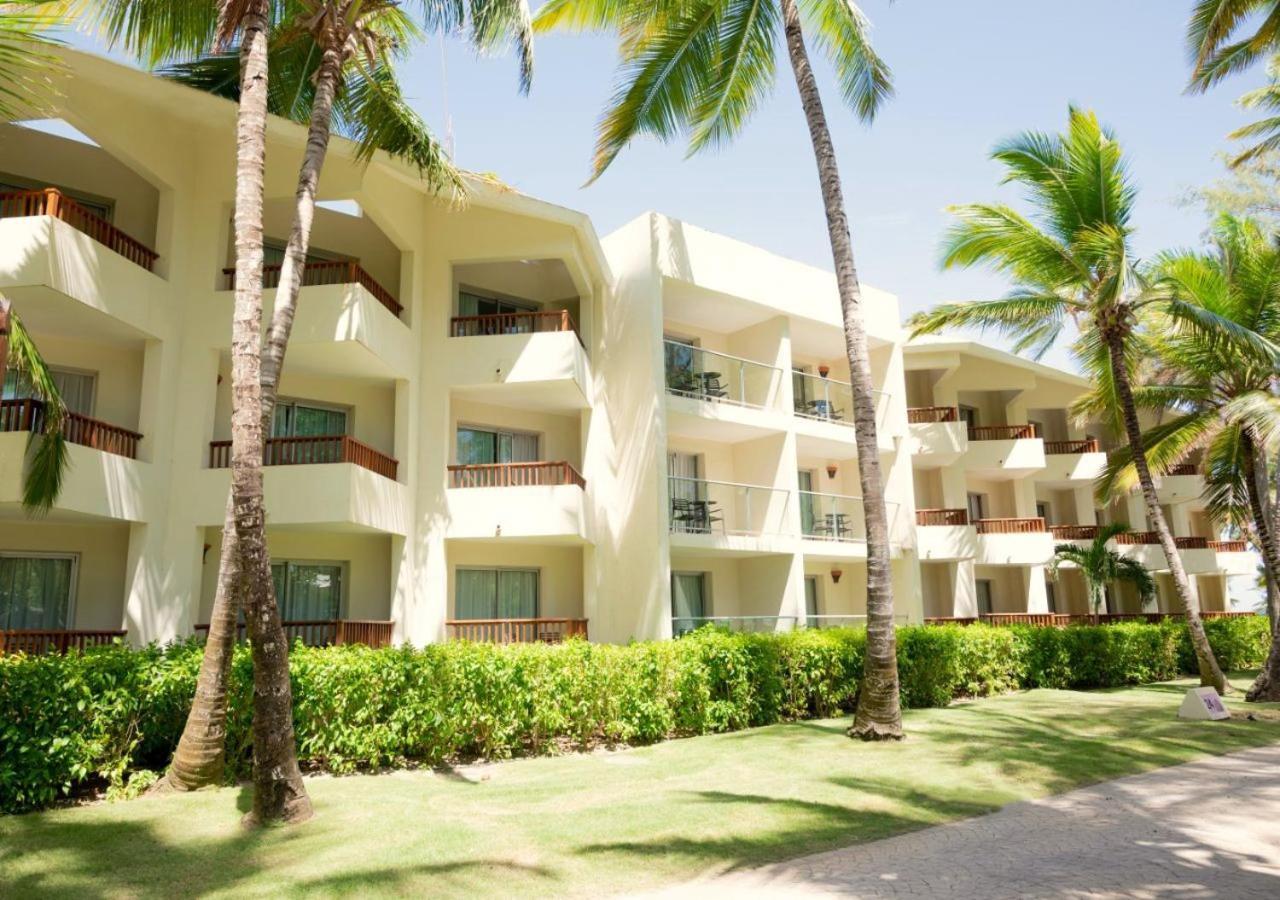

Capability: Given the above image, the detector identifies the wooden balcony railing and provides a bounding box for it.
[906,406,959,424]
[1044,439,1100,454]
[446,617,588,643]
[193,619,393,648]
[1165,463,1199,476]
[968,424,1039,441]
[925,611,1257,627]
[221,260,402,318]
[0,398,142,459]
[1174,536,1210,549]
[1049,524,1100,540]
[0,629,126,654]
[447,460,586,489]
[975,517,1047,534]
[1208,540,1248,552]
[916,508,969,527]
[0,188,158,271]
[449,309,583,346]
[208,434,398,479]
[1114,531,1160,545]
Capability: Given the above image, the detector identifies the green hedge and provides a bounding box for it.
[0,616,1269,813]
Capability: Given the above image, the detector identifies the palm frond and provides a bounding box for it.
[0,0,66,120]
[799,0,892,123]
[6,309,68,514]
[687,0,778,153]
[907,292,1072,361]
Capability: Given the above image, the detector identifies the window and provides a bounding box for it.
[1044,580,1057,614]
[0,553,77,629]
[0,174,113,222]
[455,568,538,619]
[804,575,820,627]
[975,579,993,616]
[664,335,700,393]
[457,290,538,318]
[798,470,817,535]
[958,405,979,429]
[272,400,348,438]
[262,239,345,268]
[456,426,539,465]
[1036,501,1051,524]
[270,561,342,620]
[792,366,812,408]
[671,572,707,635]
[4,367,96,417]
[967,492,987,522]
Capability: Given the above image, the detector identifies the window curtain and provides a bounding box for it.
[4,369,95,417]
[671,573,706,621]
[804,576,819,627]
[792,369,811,407]
[798,470,816,534]
[272,402,347,438]
[668,452,702,501]
[458,291,537,318]
[0,556,74,629]
[273,562,341,620]
[455,569,537,619]
[507,432,539,463]
[457,428,539,464]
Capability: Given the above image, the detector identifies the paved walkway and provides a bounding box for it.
[639,743,1280,899]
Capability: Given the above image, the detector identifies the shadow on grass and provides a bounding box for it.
[0,813,557,899]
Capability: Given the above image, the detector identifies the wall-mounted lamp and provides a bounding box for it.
[825,464,838,479]
[818,364,830,378]
[830,568,844,584]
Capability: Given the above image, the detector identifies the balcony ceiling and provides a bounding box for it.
[1,285,150,345]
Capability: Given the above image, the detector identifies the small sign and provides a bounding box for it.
[1178,687,1230,721]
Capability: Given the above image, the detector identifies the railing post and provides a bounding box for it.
[43,187,60,219]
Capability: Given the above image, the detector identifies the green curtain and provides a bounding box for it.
[457,428,538,464]
[671,573,706,621]
[0,556,74,629]
[455,569,537,619]
[497,570,538,618]
[274,562,341,620]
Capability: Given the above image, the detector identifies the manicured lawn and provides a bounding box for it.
[3,675,1278,898]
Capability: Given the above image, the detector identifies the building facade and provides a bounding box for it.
[0,52,1253,650]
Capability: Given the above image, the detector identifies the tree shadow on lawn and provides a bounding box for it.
[575,782,997,876]
[0,800,556,899]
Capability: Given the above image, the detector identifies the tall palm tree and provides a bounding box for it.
[1093,214,1280,700]
[155,0,524,795]
[535,0,903,740]
[909,108,1231,692]
[1050,523,1156,621]
[1186,0,1280,92]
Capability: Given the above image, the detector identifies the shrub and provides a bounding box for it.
[0,616,1270,814]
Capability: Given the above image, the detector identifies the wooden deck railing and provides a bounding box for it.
[209,434,398,479]
[221,260,402,318]
[1208,540,1249,552]
[0,188,158,271]
[446,618,588,643]
[449,309,583,346]
[924,611,1256,627]
[916,508,969,527]
[0,629,126,654]
[1049,524,1100,540]
[1044,439,1100,454]
[193,619,393,648]
[1165,463,1199,476]
[968,424,1039,440]
[907,406,959,424]
[1174,536,1210,549]
[975,517,1047,534]
[0,398,142,459]
[1114,531,1161,545]
[447,460,586,489]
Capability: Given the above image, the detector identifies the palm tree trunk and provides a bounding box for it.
[779,0,901,740]
[161,38,348,795]
[1105,331,1227,691]
[1241,430,1280,701]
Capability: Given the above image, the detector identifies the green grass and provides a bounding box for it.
[3,675,1279,898]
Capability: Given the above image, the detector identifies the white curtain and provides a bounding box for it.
[671,573,706,620]
[4,369,95,417]
[0,556,74,629]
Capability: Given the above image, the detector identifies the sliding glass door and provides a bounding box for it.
[671,572,707,635]
[4,369,96,417]
[0,554,76,629]
[456,427,539,465]
[455,568,539,619]
[270,562,342,621]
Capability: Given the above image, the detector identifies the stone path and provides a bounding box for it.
[638,743,1280,899]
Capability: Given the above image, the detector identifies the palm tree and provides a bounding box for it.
[909,108,1231,693]
[86,0,532,810]
[0,299,70,513]
[0,1,64,120]
[1093,214,1280,700]
[1050,523,1156,621]
[1186,0,1280,92]
[535,0,903,740]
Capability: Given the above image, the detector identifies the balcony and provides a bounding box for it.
[964,424,1045,478]
[1049,524,1099,541]
[446,462,588,542]
[907,406,968,464]
[664,342,787,440]
[974,517,1053,566]
[194,619,393,648]
[447,311,591,411]
[1114,532,1219,574]
[209,434,398,480]
[446,618,588,643]
[792,370,894,456]
[1,398,141,459]
[915,508,977,561]
[0,188,157,271]
[0,628,126,654]
[220,261,401,319]
[1156,463,1203,504]
[668,476,792,553]
[799,490,879,561]
[1041,438,1106,484]
[1210,539,1256,576]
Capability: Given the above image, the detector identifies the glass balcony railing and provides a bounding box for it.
[799,491,867,542]
[672,615,798,636]
[663,341,781,409]
[668,476,792,536]
[792,370,889,428]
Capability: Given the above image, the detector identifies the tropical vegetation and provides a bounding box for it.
[534,0,904,741]
[1049,524,1157,621]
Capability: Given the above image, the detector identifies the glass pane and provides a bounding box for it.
[3,370,95,417]
[0,556,73,629]
[497,432,513,463]
[497,570,538,618]
[263,241,289,268]
[457,428,496,465]
[804,577,819,626]
[291,405,346,438]
[671,573,706,620]
[456,569,497,619]
[457,291,484,317]
[508,432,539,463]
[271,404,293,437]
[281,564,341,620]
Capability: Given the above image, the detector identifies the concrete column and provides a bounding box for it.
[953,559,978,617]
[1025,564,1050,613]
